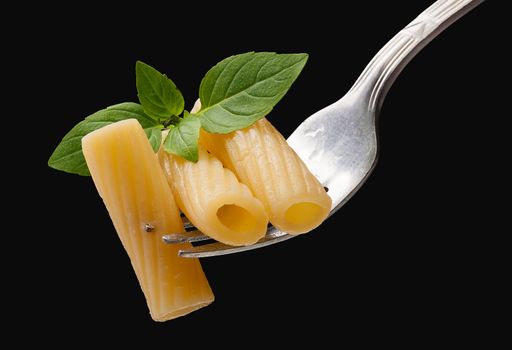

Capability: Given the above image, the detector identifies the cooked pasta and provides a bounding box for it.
[196,105,332,234]
[82,119,214,321]
[159,139,268,246]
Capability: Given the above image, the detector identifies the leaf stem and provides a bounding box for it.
[163,115,181,128]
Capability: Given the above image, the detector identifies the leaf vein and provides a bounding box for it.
[223,55,259,99]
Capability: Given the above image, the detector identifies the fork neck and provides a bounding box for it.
[348,0,483,114]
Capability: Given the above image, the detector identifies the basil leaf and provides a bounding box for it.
[198,52,308,134]
[136,61,184,122]
[145,126,162,153]
[48,102,158,176]
[163,114,201,162]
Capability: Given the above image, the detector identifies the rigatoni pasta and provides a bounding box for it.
[159,140,268,246]
[199,116,332,235]
[49,54,338,322]
[82,119,214,321]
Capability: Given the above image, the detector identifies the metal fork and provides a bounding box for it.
[164,0,484,258]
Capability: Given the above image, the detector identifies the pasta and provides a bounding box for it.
[82,119,214,321]
[159,139,268,246]
[197,104,332,234]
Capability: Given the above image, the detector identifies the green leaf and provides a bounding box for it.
[145,126,162,152]
[48,102,159,176]
[197,52,308,134]
[136,61,184,122]
[163,114,201,162]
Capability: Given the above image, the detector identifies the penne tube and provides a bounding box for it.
[82,119,213,321]
[159,138,268,246]
[195,102,332,235]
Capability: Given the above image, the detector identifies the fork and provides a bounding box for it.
[164,0,484,258]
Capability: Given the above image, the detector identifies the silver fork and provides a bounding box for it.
[164,0,484,258]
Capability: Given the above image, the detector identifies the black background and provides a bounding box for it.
[19,1,500,345]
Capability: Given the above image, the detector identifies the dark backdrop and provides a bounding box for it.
[22,1,498,346]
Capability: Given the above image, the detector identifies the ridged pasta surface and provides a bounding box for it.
[201,118,331,234]
[82,119,213,321]
[159,143,268,246]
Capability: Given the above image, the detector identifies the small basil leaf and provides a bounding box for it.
[144,126,163,153]
[163,114,201,162]
[136,61,185,122]
[48,102,158,176]
[198,52,308,133]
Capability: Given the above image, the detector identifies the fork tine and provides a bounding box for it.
[183,221,195,230]
[162,230,211,243]
[178,231,294,258]
[181,216,196,230]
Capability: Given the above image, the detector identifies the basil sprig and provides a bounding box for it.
[48,52,308,175]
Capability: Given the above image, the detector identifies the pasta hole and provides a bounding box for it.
[216,204,257,232]
[285,202,324,226]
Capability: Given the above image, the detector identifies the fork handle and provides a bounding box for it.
[349,0,484,112]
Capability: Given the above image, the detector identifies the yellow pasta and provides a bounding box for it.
[82,119,214,322]
[199,111,332,235]
[159,140,268,246]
